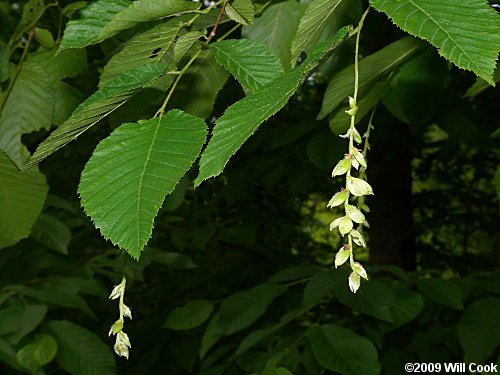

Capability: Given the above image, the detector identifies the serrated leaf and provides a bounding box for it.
[242,0,305,70]
[164,300,214,330]
[174,31,203,63]
[24,63,168,170]
[100,20,182,86]
[0,61,53,168]
[59,0,130,50]
[416,278,463,310]
[319,36,424,119]
[216,283,287,335]
[307,324,380,375]
[195,27,349,186]
[457,298,500,363]
[168,50,229,119]
[0,151,48,249]
[210,39,284,91]
[290,0,343,66]
[30,214,71,254]
[47,320,116,375]
[464,63,500,97]
[225,0,254,26]
[16,334,57,373]
[79,110,207,258]
[369,0,500,84]
[97,0,200,43]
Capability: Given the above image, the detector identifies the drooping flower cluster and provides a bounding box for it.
[329,96,373,293]
[108,276,132,358]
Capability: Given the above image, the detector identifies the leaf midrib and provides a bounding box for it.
[135,119,161,249]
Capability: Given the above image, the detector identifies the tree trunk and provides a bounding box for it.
[366,117,416,270]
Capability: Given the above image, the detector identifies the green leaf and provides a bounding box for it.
[369,0,500,84]
[303,270,338,306]
[0,151,48,249]
[199,313,222,359]
[152,250,198,269]
[307,324,380,375]
[384,286,423,330]
[383,48,450,127]
[210,39,284,91]
[100,20,182,86]
[319,36,424,119]
[0,45,9,83]
[336,280,394,322]
[0,60,53,168]
[24,63,168,170]
[464,63,500,97]
[79,110,207,258]
[242,0,305,71]
[164,300,214,330]
[174,31,203,64]
[34,28,55,50]
[30,214,72,254]
[12,285,97,320]
[168,50,229,119]
[96,0,200,43]
[225,0,254,26]
[416,278,463,310]
[16,334,58,373]
[1,48,87,167]
[234,306,309,356]
[457,298,500,364]
[0,305,48,345]
[0,338,24,372]
[47,320,116,375]
[290,0,343,66]
[10,0,46,46]
[216,283,287,335]
[59,0,130,50]
[195,27,350,186]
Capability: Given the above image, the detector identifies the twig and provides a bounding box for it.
[210,0,231,37]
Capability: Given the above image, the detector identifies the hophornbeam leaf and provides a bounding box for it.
[318,36,424,119]
[60,0,200,50]
[242,0,305,71]
[0,151,48,249]
[290,0,343,67]
[210,38,284,91]
[195,26,350,186]
[79,110,207,258]
[99,18,184,86]
[369,0,500,84]
[23,63,168,170]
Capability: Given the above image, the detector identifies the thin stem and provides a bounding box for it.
[0,29,34,112]
[347,6,370,154]
[348,235,354,266]
[210,0,231,37]
[118,276,126,321]
[154,49,202,117]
